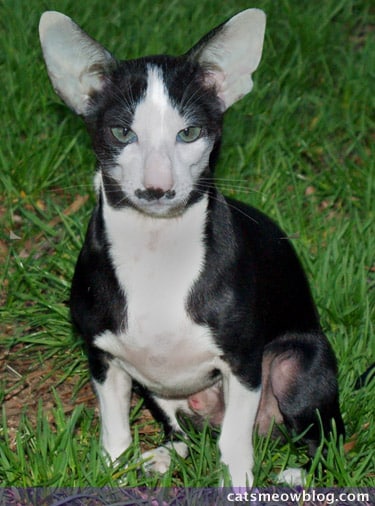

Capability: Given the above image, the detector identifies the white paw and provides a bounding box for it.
[277,467,306,486]
[140,446,171,474]
[139,441,188,474]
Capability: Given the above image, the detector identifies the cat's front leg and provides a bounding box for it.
[93,361,133,462]
[219,373,261,487]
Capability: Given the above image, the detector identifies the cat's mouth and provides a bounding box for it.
[134,188,176,202]
[130,191,188,218]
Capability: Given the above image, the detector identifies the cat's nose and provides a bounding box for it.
[143,150,174,193]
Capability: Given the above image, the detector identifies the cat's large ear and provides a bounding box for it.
[188,9,266,110]
[39,11,116,115]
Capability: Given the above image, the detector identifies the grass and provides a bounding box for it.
[1,0,374,489]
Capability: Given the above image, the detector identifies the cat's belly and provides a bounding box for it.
[94,323,221,397]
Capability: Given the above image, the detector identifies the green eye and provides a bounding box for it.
[110,127,138,144]
[176,126,202,143]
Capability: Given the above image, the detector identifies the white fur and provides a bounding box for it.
[151,397,192,430]
[219,374,261,487]
[277,467,306,486]
[141,442,189,474]
[93,362,132,461]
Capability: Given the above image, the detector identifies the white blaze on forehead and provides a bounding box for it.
[147,66,170,108]
[132,65,184,149]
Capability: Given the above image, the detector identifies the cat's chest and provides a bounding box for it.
[104,196,207,315]
[96,196,220,395]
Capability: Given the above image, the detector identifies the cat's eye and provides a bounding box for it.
[110,127,138,144]
[176,126,202,143]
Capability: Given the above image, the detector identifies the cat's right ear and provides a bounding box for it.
[39,11,116,116]
[188,9,266,111]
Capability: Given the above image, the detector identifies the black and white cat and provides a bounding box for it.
[39,9,344,486]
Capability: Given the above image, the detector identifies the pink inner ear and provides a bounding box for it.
[203,69,227,110]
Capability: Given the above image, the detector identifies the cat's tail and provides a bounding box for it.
[355,363,375,389]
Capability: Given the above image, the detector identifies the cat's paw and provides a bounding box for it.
[141,446,172,474]
[276,467,306,486]
[140,441,188,474]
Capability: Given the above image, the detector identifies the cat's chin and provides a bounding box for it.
[132,198,187,218]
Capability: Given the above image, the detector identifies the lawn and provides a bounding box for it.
[1,0,374,489]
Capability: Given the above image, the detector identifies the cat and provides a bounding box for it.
[39,8,344,486]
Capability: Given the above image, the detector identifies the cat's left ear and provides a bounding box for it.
[188,9,266,110]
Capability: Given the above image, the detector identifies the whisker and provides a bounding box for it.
[46,184,93,193]
[193,187,259,225]
[213,184,260,194]
[201,176,259,185]
[200,175,260,185]
[196,181,263,197]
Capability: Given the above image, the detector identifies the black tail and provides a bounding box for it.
[355,363,375,389]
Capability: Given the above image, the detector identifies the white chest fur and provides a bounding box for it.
[94,195,221,397]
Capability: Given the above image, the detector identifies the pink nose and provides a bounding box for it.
[143,151,174,192]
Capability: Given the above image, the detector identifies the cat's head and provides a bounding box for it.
[39,10,266,217]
